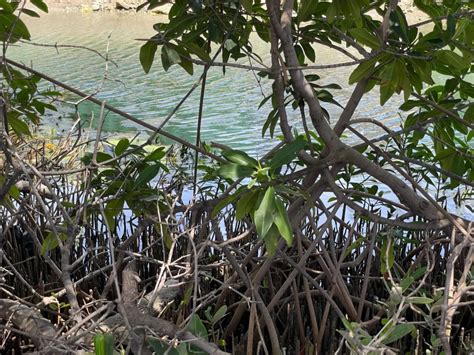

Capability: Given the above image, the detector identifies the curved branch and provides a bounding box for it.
[266,0,473,230]
[120,263,229,355]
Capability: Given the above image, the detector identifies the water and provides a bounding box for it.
[5,11,471,219]
[8,11,403,157]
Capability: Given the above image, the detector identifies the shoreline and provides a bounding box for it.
[39,0,426,22]
[40,0,172,13]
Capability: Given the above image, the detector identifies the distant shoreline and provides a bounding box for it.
[38,0,428,25]
[40,0,419,12]
[40,0,172,13]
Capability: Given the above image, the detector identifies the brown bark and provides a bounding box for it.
[0,299,58,351]
[265,0,461,226]
[120,262,229,355]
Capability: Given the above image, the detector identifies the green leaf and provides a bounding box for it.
[8,116,31,136]
[298,0,316,23]
[241,0,252,12]
[390,6,410,43]
[274,198,293,246]
[452,17,469,41]
[104,198,124,231]
[21,8,40,17]
[165,45,181,65]
[161,46,171,71]
[349,28,380,49]
[188,314,208,340]
[204,307,212,322]
[400,276,414,292]
[382,324,415,345]
[147,337,181,355]
[216,163,254,180]
[30,0,48,12]
[222,149,258,168]
[41,231,66,256]
[8,184,20,200]
[411,266,427,280]
[435,50,470,71]
[0,0,13,12]
[140,41,158,74]
[341,317,354,332]
[349,56,378,84]
[211,192,239,218]
[269,136,306,170]
[211,305,227,324]
[93,333,114,355]
[414,0,443,18]
[145,147,166,161]
[114,138,130,156]
[235,190,258,220]
[263,224,279,256]
[301,41,316,62]
[380,61,398,106]
[135,164,161,187]
[347,0,362,27]
[380,237,394,273]
[326,2,337,23]
[343,237,364,259]
[407,297,434,304]
[254,186,276,238]
[295,44,305,65]
[179,58,194,75]
[95,152,113,164]
[179,40,211,62]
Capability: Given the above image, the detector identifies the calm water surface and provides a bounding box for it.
[9,11,403,157]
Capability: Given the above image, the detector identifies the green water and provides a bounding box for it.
[9,11,402,156]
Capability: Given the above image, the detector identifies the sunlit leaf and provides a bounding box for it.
[216,163,254,180]
[274,198,293,246]
[222,149,258,168]
[254,186,275,238]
